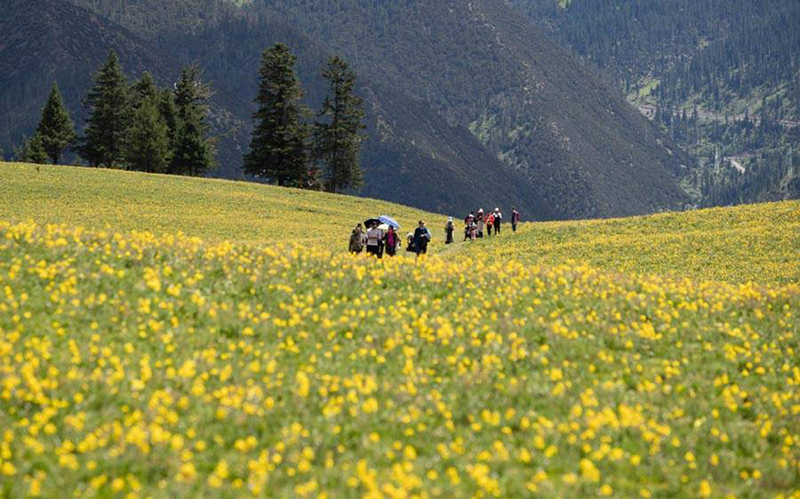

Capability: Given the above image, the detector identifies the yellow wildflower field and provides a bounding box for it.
[0,163,798,498]
[470,201,800,285]
[0,163,444,247]
[0,220,797,498]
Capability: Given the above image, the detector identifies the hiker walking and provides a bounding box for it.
[476,209,485,238]
[413,220,432,255]
[445,217,455,244]
[486,212,495,237]
[511,208,520,232]
[349,224,366,254]
[493,208,502,234]
[385,226,400,257]
[464,213,475,241]
[366,222,383,258]
[467,215,477,241]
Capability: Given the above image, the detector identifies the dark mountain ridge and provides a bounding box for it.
[3,0,692,219]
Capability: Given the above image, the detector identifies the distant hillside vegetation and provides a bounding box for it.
[511,0,800,206]
[253,0,692,218]
[3,0,692,219]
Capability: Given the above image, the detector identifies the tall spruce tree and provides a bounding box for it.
[171,65,215,176]
[158,88,179,155]
[79,50,131,167]
[314,56,366,192]
[36,83,75,164]
[131,72,159,109]
[124,97,171,173]
[244,44,311,187]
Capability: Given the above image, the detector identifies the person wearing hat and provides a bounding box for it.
[413,220,432,255]
[464,212,475,241]
[493,207,503,234]
[476,209,485,238]
[465,213,476,241]
[445,217,455,244]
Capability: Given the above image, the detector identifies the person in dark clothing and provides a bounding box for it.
[349,224,366,254]
[464,213,475,241]
[413,220,431,255]
[493,207,502,234]
[445,217,454,244]
[511,208,520,232]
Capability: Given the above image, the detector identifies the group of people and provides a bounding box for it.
[350,206,520,256]
[349,220,432,257]
[445,207,520,243]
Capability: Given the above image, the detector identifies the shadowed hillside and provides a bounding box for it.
[3,0,692,219]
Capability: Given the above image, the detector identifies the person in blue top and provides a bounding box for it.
[413,220,432,255]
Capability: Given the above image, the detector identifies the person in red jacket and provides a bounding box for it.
[385,226,400,257]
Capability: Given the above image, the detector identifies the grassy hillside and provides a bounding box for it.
[0,217,797,497]
[0,163,444,247]
[469,201,800,285]
[3,163,797,284]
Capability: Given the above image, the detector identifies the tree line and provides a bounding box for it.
[16,43,366,194]
[17,50,215,176]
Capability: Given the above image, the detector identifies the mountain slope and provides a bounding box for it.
[0,0,177,156]
[256,0,692,218]
[511,0,800,206]
[2,0,539,217]
[4,0,694,219]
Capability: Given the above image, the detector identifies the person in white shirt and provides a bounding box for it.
[365,222,383,258]
[493,208,502,234]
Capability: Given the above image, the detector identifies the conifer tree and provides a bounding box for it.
[314,56,366,193]
[158,88,179,157]
[79,50,131,167]
[36,83,75,164]
[14,133,48,164]
[244,44,310,186]
[171,65,215,176]
[131,72,159,109]
[124,97,171,173]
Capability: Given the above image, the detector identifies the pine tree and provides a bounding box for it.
[79,50,131,167]
[314,56,366,193]
[171,65,215,176]
[157,88,179,158]
[124,97,171,173]
[244,44,310,186]
[36,83,75,164]
[131,72,159,109]
[14,133,48,164]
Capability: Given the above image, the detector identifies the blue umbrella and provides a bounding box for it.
[378,215,400,229]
